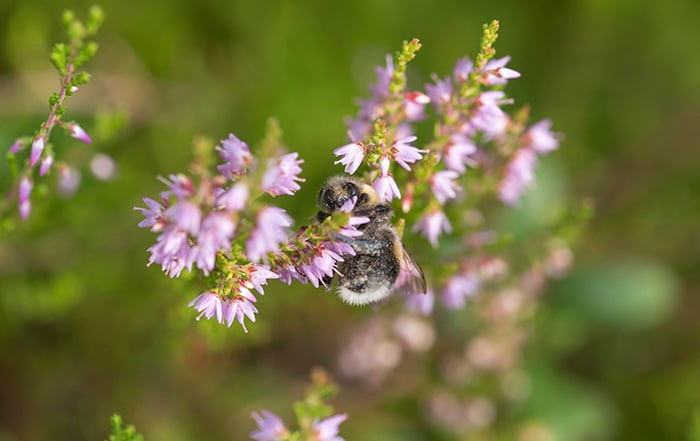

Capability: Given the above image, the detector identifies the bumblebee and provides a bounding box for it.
[317,176,426,305]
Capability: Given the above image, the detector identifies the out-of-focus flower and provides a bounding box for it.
[393,314,436,352]
[18,177,33,220]
[499,148,537,206]
[392,136,427,171]
[67,122,92,144]
[405,288,435,316]
[29,137,45,167]
[262,152,304,196]
[425,74,453,110]
[525,119,559,153]
[250,409,289,441]
[8,140,22,154]
[217,133,252,178]
[471,91,510,138]
[373,156,401,202]
[333,142,365,174]
[442,272,481,309]
[370,55,394,100]
[246,206,293,262]
[57,166,81,196]
[165,200,201,235]
[483,56,521,85]
[403,91,430,121]
[413,209,452,248]
[311,414,348,441]
[39,154,54,176]
[135,197,165,231]
[189,213,235,274]
[453,56,474,82]
[443,134,477,174]
[90,153,118,181]
[431,170,461,205]
[216,182,249,212]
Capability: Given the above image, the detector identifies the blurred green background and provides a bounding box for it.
[1,0,699,440]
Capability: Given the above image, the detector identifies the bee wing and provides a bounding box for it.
[395,244,427,295]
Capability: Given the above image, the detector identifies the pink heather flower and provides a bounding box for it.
[135,197,165,231]
[483,56,521,85]
[444,134,477,174]
[312,414,348,441]
[67,123,92,144]
[250,410,289,441]
[299,244,346,288]
[499,148,537,206]
[442,272,481,309]
[425,74,453,110]
[18,177,32,220]
[525,119,559,153]
[39,154,54,176]
[276,264,305,285]
[57,166,81,196]
[159,174,195,201]
[471,91,510,138]
[412,209,452,248]
[431,170,460,205]
[405,289,435,316]
[147,228,191,278]
[189,213,235,274]
[334,142,365,174]
[221,288,259,332]
[262,152,305,196]
[373,157,401,202]
[29,137,45,167]
[217,133,252,178]
[393,136,427,171]
[165,200,201,235]
[217,182,249,212]
[370,55,394,99]
[403,91,430,121]
[246,206,292,262]
[8,140,22,154]
[246,264,279,295]
[453,56,474,82]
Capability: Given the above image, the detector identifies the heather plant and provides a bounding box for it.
[3,6,104,222]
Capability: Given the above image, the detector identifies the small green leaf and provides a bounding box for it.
[73,71,92,85]
[87,5,105,35]
[105,414,143,441]
[61,10,75,30]
[50,43,68,75]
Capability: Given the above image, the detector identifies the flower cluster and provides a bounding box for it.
[136,132,306,332]
[4,7,102,221]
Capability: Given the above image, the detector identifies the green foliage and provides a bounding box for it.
[105,415,143,441]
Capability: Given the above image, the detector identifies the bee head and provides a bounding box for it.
[318,177,360,212]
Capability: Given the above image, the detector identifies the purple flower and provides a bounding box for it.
[392,136,427,171]
[312,414,348,441]
[299,244,345,288]
[425,74,453,110]
[262,152,305,196]
[483,56,521,85]
[8,140,22,154]
[165,200,201,235]
[405,289,435,316]
[57,166,81,196]
[29,137,45,167]
[525,119,559,153]
[67,123,92,144]
[334,142,365,174]
[471,91,510,138]
[403,91,430,121]
[246,206,292,262]
[222,288,259,332]
[250,409,289,441]
[159,174,195,201]
[18,177,33,220]
[147,228,191,278]
[370,55,394,99]
[216,182,249,212]
[189,213,235,274]
[217,133,252,178]
[442,272,481,309]
[499,148,537,206]
[431,170,460,205]
[453,56,474,82]
[443,134,477,174]
[189,288,259,332]
[373,157,401,202]
[246,264,279,295]
[412,209,452,248]
[135,197,165,231]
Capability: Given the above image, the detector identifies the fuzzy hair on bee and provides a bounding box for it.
[317,176,426,305]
